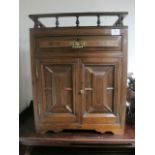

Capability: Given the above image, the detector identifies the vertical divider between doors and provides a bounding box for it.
[77,58,82,125]
[77,58,80,125]
[79,58,85,125]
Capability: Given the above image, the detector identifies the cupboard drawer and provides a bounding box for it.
[36,36,122,51]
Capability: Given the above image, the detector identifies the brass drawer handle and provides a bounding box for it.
[70,40,86,49]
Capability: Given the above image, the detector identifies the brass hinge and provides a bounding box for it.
[35,65,39,79]
[38,102,41,114]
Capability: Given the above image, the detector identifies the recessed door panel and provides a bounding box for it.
[37,59,78,124]
[84,65,114,113]
[43,65,73,113]
[81,58,122,124]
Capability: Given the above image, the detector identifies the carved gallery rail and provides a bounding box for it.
[29,12,128,28]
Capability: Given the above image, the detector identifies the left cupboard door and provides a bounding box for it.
[34,58,79,127]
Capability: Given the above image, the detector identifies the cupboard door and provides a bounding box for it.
[80,58,122,124]
[36,59,78,124]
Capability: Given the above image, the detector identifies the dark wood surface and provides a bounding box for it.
[19,104,134,155]
[20,145,134,155]
[19,104,134,148]
[20,146,134,155]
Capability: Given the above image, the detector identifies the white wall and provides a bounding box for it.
[19,0,135,112]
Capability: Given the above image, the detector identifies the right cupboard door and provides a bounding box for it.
[80,58,122,125]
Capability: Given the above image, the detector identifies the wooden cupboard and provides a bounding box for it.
[29,12,128,134]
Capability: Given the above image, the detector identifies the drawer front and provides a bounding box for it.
[37,36,122,51]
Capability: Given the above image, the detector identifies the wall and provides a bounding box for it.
[19,0,135,112]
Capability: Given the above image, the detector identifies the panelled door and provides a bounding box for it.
[35,57,122,126]
[36,58,79,124]
[80,58,122,124]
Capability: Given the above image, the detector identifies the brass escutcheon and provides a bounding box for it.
[70,40,86,49]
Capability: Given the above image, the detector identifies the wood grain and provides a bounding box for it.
[30,23,127,134]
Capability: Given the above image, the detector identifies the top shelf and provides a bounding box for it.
[29,12,128,28]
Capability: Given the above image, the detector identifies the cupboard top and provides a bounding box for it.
[30,27,128,36]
